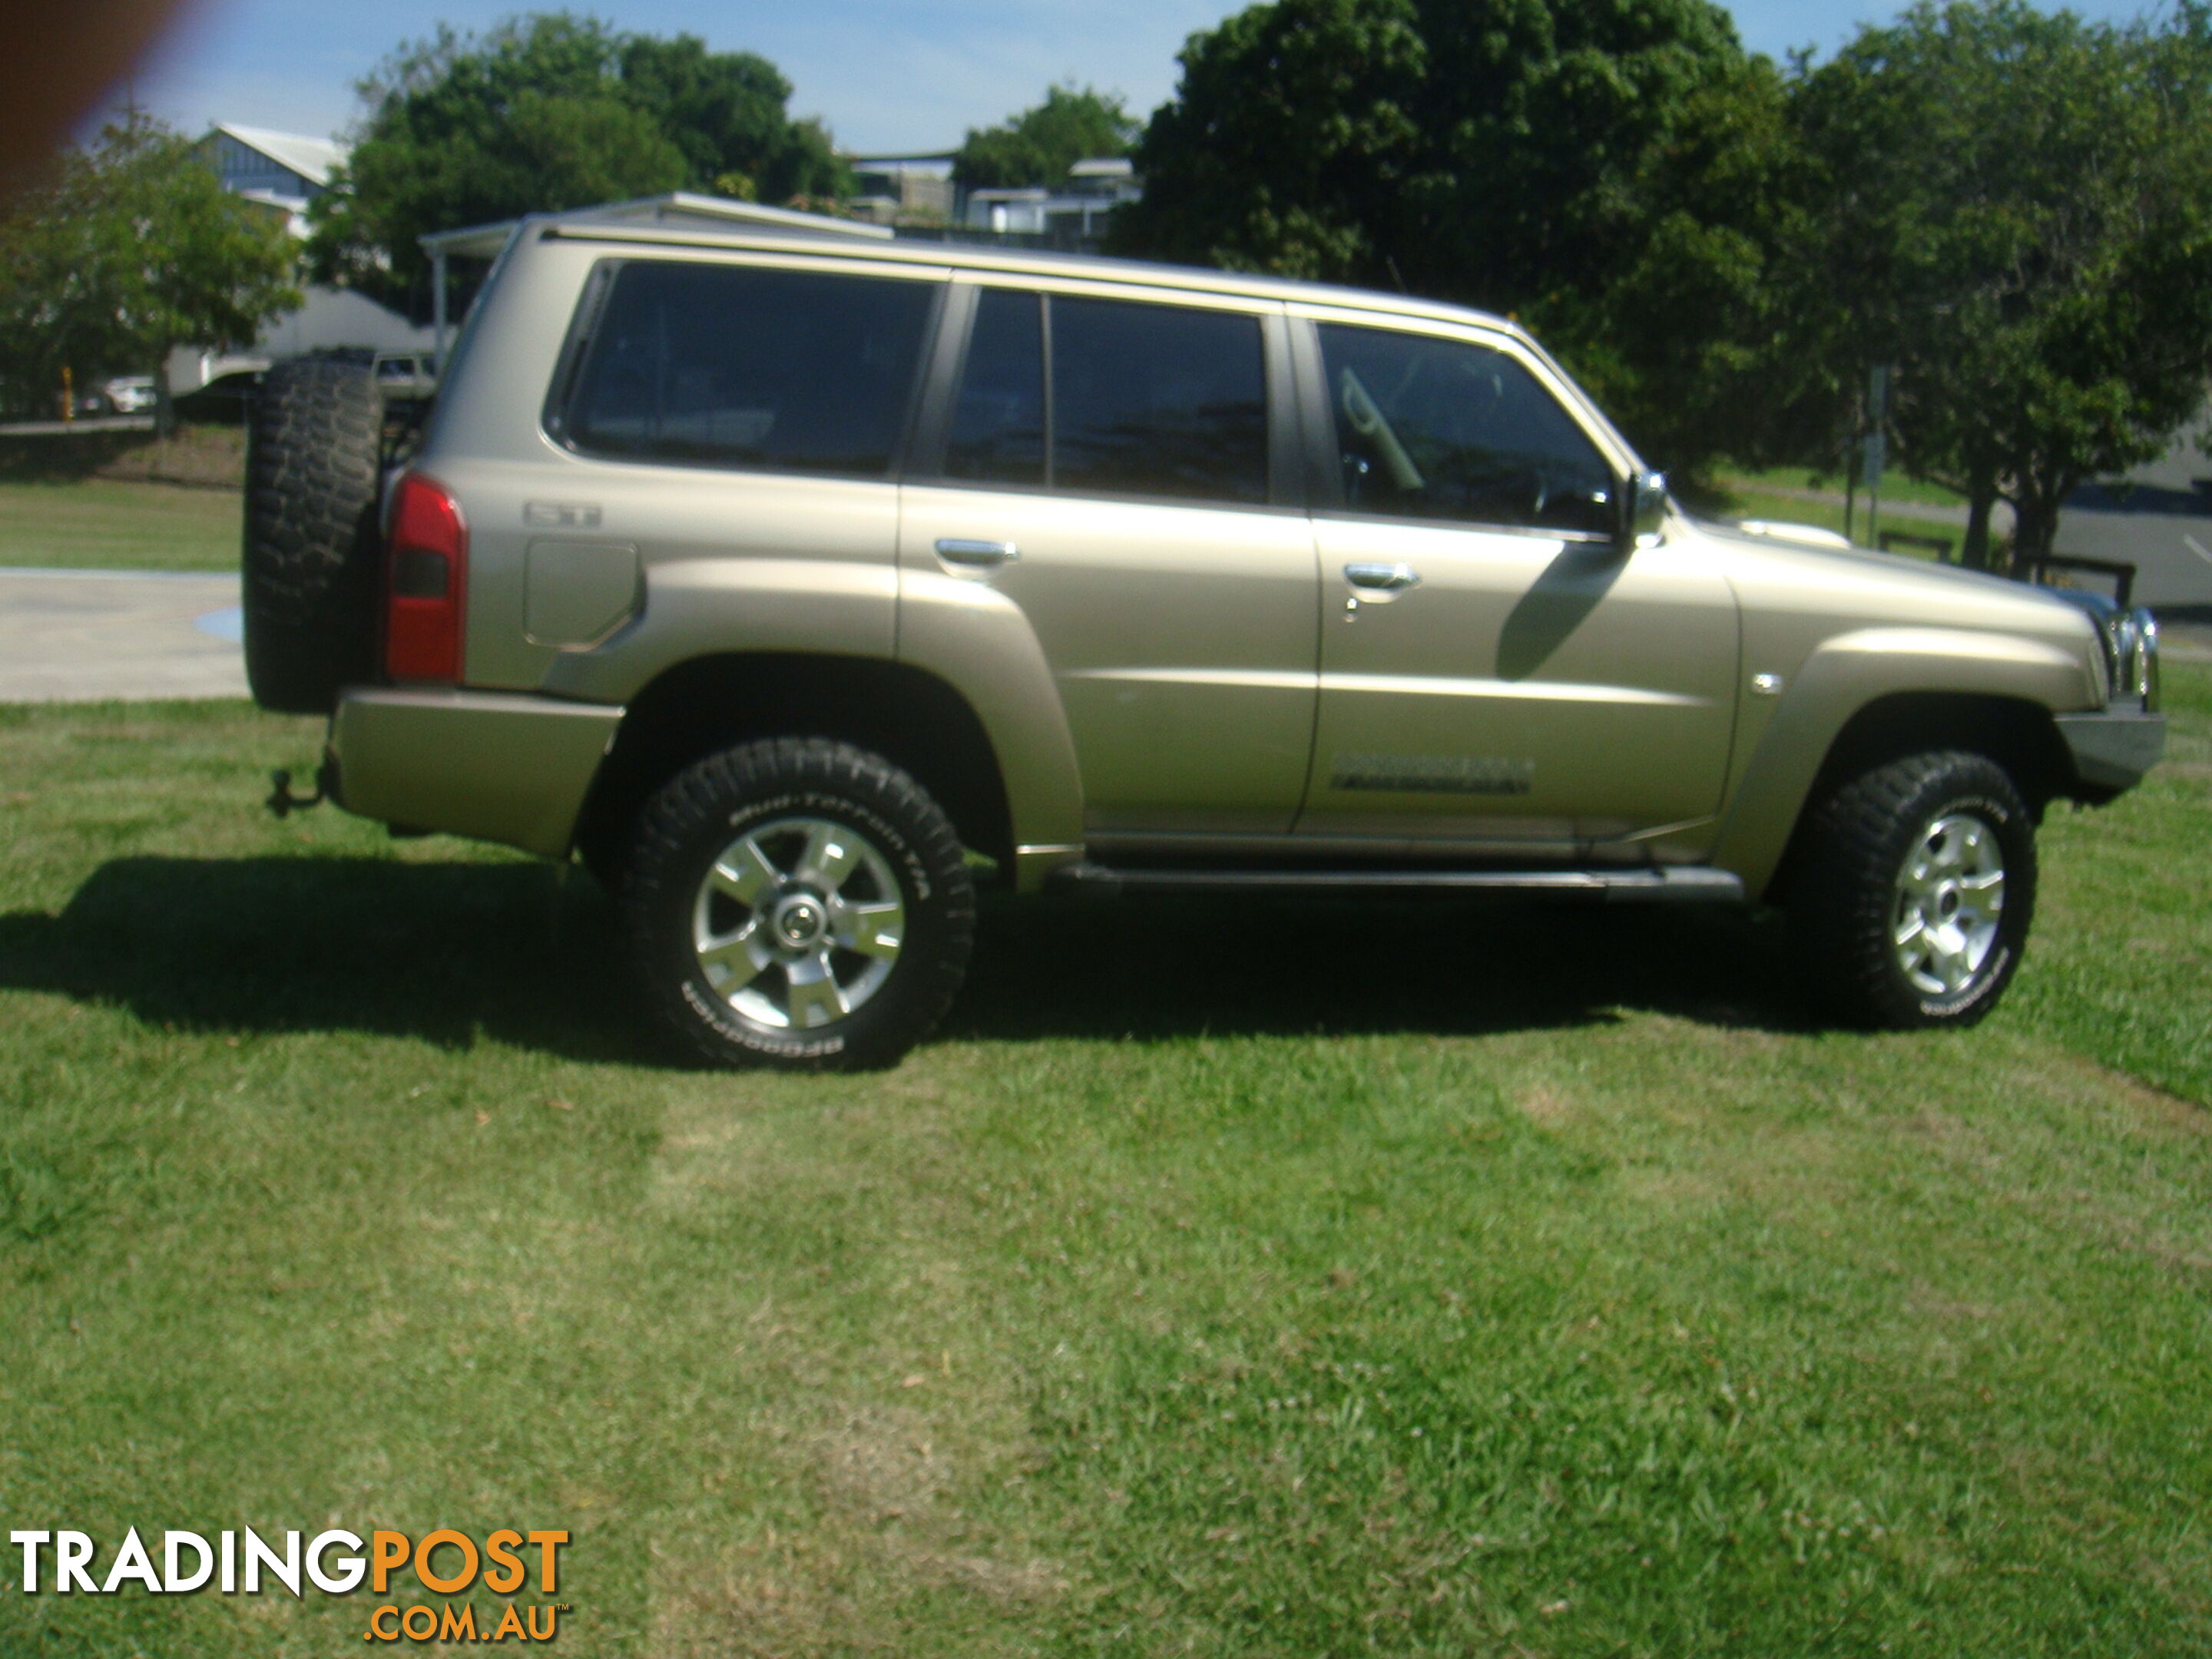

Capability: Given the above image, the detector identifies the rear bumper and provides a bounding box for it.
[329,688,623,859]
[2055,702,2166,795]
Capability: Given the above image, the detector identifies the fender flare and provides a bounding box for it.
[1708,627,2094,899]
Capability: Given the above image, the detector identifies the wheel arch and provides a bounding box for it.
[575,653,1016,889]
[1763,690,2071,905]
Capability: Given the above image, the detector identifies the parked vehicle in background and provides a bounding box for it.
[373,351,437,401]
[103,376,158,413]
[240,215,2166,1069]
[74,374,157,416]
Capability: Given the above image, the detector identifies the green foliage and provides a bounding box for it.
[307,12,849,304]
[1790,0,2212,567]
[0,120,300,416]
[1115,0,1800,473]
[952,83,1140,190]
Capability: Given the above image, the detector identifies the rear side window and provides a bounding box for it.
[559,262,934,477]
[942,290,1269,505]
[1317,324,1615,535]
[1052,297,1266,504]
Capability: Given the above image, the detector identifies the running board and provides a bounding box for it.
[1047,863,1745,904]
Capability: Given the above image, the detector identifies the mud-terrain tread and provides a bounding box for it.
[1791,749,2036,1029]
[621,738,976,1071]
[243,357,384,714]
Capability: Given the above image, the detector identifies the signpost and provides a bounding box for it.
[1864,366,1890,548]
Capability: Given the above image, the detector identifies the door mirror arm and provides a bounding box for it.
[1616,470,1668,555]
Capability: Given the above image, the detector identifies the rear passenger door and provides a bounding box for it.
[899,283,1317,839]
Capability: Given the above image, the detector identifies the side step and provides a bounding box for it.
[1046,863,1745,904]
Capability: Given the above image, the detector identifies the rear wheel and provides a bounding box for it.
[243,357,384,714]
[621,739,975,1070]
[1790,750,2036,1028]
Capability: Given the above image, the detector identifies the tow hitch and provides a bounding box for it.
[266,762,333,819]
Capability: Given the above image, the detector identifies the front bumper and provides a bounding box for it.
[2055,700,2166,795]
[329,688,624,859]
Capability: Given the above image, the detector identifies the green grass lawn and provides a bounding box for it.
[1,672,2207,1656]
[0,478,240,571]
[1722,465,1970,512]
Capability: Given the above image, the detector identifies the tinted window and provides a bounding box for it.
[562,263,933,476]
[945,288,1045,485]
[1317,325,1614,534]
[1051,297,1267,504]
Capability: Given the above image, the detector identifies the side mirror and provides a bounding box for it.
[1618,470,1667,553]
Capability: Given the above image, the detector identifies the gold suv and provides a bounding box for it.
[241,213,2164,1068]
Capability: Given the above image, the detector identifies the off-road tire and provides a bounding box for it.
[622,739,975,1070]
[1790,750,2037,1029]
[243,357,384,714]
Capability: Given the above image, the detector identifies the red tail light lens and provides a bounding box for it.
[386,472,467,683]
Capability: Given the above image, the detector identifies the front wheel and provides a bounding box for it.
[621,739,975,1070]
[1789,750,2037,1029]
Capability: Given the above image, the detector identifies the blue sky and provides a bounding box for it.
[126,0,2170,155]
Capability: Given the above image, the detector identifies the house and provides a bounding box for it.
[962,157,1141,243]
[203,123,344,233]
[171,123,434,396]
[847,153,956,225]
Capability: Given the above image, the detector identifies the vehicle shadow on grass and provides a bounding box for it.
[0,856,652,1064]
[0,857,1810,1059]
[954,891,1807,1043]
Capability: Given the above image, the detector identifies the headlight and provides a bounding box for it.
[2119,606,2161,710]
[2041,588,2157,710]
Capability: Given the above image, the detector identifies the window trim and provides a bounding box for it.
[1287,309,1635,539]
[541,253,949,482]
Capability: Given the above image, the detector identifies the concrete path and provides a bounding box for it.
[0,568,246,701]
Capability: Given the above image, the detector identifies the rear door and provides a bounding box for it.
[899,282,1318,839]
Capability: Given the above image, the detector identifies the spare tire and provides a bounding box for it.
[243,357,385,714]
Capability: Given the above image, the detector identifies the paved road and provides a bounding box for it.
[2058,443,2212,611]
[0,568,246,701]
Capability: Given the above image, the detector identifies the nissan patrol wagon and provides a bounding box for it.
[241,202,2164,1068]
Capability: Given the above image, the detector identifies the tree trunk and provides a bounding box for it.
[2009,492,2061,580]
[153,353,176,442]
[1959,456,1998,571]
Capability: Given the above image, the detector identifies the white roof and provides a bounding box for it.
[1069,157,1135,179]
[212,124,346,187]
[419,190,892,260]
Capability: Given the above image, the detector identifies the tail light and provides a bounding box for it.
[386,472,467,683]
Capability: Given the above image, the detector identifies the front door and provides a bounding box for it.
[1297,320,1739,856]
[901,285,1318,837]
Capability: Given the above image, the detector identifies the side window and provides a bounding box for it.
[1316,324,1615,535]
[560,262,934,477]
[1052,297,1267,504]
[945,289,1045,485]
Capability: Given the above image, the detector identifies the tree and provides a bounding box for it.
[1113,0,1806,473]
[0,117,300,422]
[953,84,1138,190]
[308,13,850,307]
[1791,1,2212,569]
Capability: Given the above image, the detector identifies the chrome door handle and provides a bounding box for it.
[1343,561,1419,592]
[935,538,1019,567]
